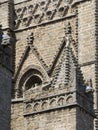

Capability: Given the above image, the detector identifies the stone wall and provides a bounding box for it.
[11,0,96,130]
[0,1,9,29]
[0,66,12,130]
[11,101,24,130]
[78,0,96,108]
[0,0,14,30]
[76,107,94,130]
[26,108,76,130]
[14,19,76,74]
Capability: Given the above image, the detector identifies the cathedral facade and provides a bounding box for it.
[0,0,98,130]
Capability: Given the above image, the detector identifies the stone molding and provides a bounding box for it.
[14,0,76,29]
[24,91,75,115]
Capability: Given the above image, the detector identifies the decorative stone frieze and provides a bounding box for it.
[24,92,75,115]
[15,0,76,29]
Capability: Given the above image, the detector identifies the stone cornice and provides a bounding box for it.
[24,103,95,117]
[14,0,90,6]
[72,0,90,6]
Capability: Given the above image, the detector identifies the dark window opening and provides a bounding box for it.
[25,75,42,90]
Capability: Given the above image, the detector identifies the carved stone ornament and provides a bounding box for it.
[24,93,74,115]
[15,0,76,29]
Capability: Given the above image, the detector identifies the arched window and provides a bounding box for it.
[17,68,43,98]
[25,75,42,90]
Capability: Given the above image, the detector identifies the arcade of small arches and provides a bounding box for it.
[25,94,74,114]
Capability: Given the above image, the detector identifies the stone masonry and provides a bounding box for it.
[0,22,12,130]
[0,0,98,130]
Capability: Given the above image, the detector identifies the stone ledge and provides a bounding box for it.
[24,103,77,117]
[80,60,96,67]
[23,103,95,117]
[72,0,90,6]
[0,1,8,5]
[14,0,29,5]
[14,0,89,6]
[24,90,76,103]
[11,98,24,103]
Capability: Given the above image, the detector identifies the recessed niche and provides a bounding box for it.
[40,1,45,6]
[59,7,64,12]
[34,14,40,19]
[46,11,52,16]
[22,17,28,26]
[26,104,32,113]
[58,98,65,106]
[33,103,40,111]
[28,5,34,13]
[42,102,48,110]
[17,8,22,13]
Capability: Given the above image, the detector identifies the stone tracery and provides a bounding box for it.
[15,0,75,29]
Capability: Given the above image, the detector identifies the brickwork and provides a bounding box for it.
[0,0,98,130]
[11,0,96,130]
[11,101,24,130]
[26,108,76,130]
[78,0,96,104]
[14,19,76,73]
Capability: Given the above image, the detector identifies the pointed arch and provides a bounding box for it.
[15,65,49,98]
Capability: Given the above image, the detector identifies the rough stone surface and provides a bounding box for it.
[0,0,98,130]
[0,67,12,130]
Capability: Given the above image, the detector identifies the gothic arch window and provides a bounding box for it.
[17,68,44,98]
[25,74,42,90]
